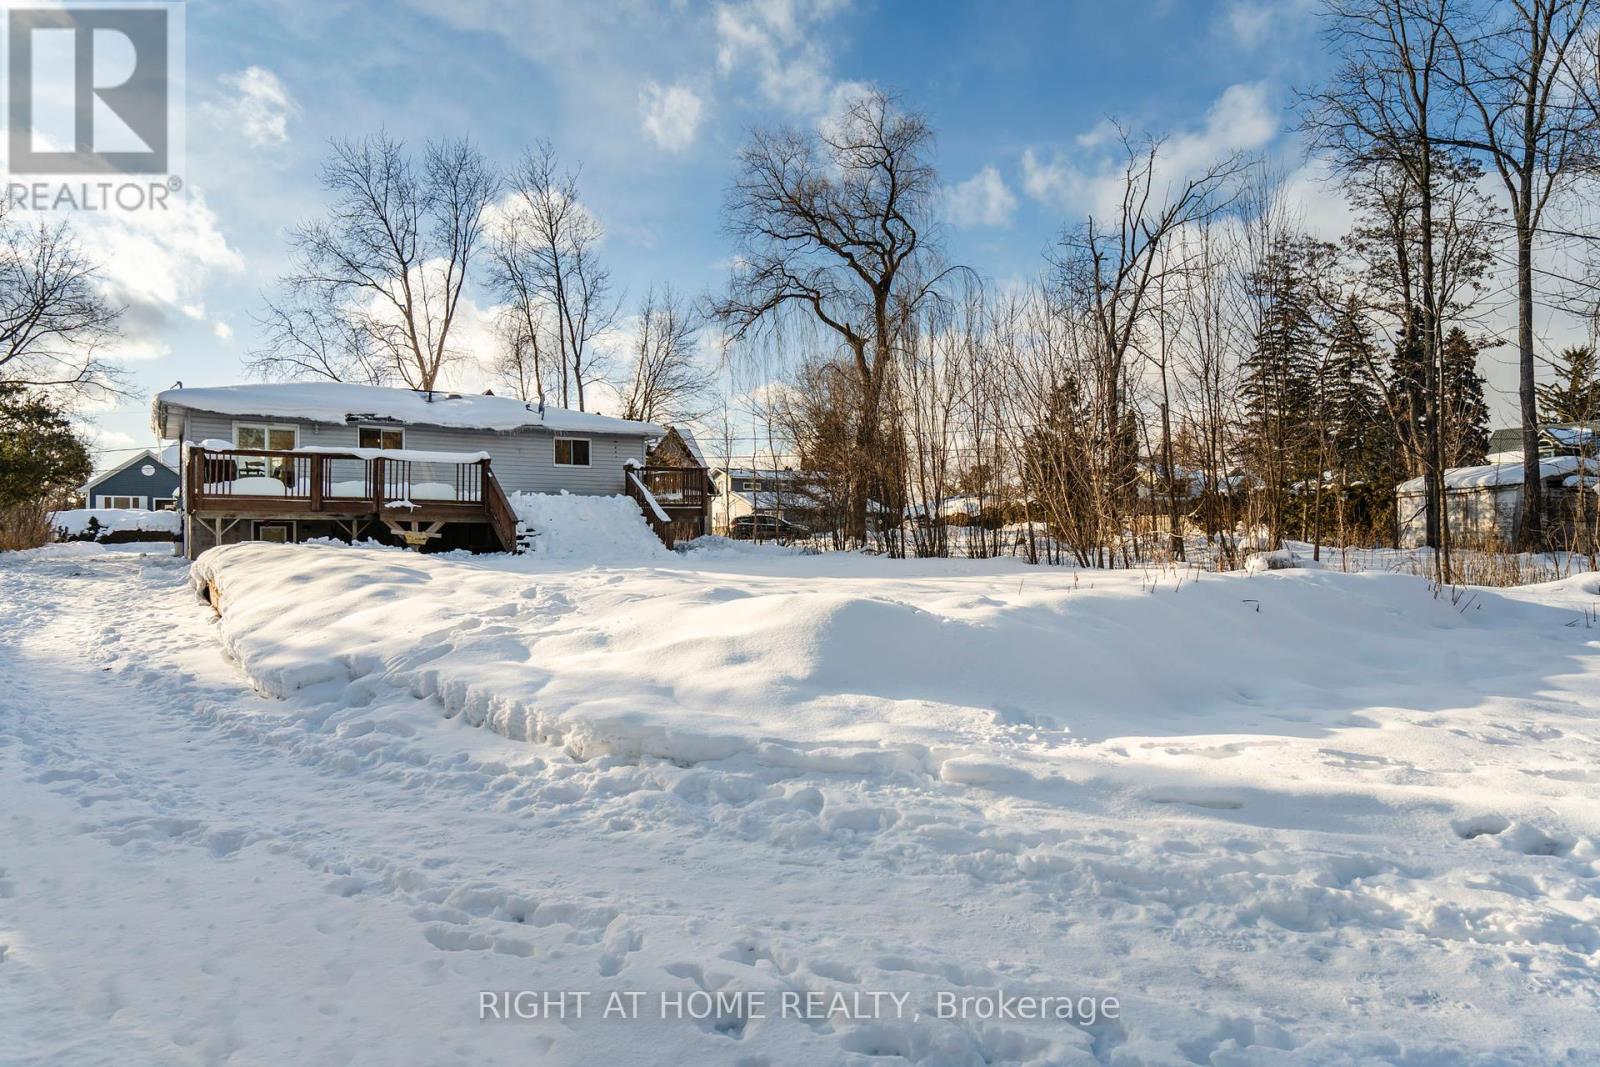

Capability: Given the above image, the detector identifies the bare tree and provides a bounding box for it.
[1046,131,1243,564]
[489,141,618,411]
[1304,0,1459,578]
[1436,0,1598,547]
[618,286,711,424]
[0,216,123,400]
[713,89,955,543]
[252,133,496,392]
[491,308,549,404]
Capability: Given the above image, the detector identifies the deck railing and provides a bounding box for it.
[186,447,498,520]
[635,466,707,509]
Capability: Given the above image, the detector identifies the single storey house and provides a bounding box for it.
[1395,450,1600,548]
[151,382,703,557]
[79,446,180,510]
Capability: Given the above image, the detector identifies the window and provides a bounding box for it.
[740,480,758,492]
[233,423,299,478]
[554,438,591,467]
[99,495,144,509]
[233,424,299,450]
[253,521,295,544]
[358,426,405,450]
[152,498,176,511]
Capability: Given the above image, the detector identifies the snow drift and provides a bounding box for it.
[507,491,669,562]
[189,540,1600,782]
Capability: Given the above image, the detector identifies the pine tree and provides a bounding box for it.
[1313,297,1393,540]
[1441,328,1490,465]
[1386,306,1429,477]
[1241,236,1320,541]
[1536,346,1600,426]
[1325,298,1387,470]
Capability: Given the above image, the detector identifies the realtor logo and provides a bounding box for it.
[6,2,181,176]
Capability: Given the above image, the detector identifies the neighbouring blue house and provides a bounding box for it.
[80,446,180,510]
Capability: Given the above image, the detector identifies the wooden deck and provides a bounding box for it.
[625,465,708,548]
[185,446,517,552]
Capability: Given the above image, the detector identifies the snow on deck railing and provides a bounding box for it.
[627,469,672,524]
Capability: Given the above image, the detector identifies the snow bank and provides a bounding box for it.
[52,508,181,538]
[189,541,1584,780]
[507,491,669,562]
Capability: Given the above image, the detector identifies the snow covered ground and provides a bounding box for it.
[3,525,1599,1064]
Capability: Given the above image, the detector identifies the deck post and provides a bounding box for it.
[372,457,385,513]
[309,454,324,512]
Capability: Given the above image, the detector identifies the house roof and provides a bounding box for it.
[80,447,178,495]
[673,427,708,467]
[716,467,807,481]
[1397,452,1593,493]
[152,382,664,439]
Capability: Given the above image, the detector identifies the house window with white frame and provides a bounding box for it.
[98,495,145,509]
[554,438,591,467]
[232,423,299,478]
[358,425,404,450]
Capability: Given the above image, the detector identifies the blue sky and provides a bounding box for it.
[81,0,1357,464]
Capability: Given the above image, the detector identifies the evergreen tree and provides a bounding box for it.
[1536,346,1600,426]
[1324,297,1388,474]
[1441,327,1490,465]
[1386,306,1429,478]
[1241,236,1321,541]
[0,384,91,509]
[0,384,92,550]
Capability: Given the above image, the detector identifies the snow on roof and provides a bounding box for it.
[1397,452,1592,494]
[717,467,806,481]
[153,382,663,437]
[905,495,987,520]
[1545,426,1598,448]
[673,426,708,467]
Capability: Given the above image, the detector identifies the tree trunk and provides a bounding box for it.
[1516,229,1542,549]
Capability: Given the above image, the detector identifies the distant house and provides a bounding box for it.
[1395,451,1600,547]
[79,447,180,510]
[709,466,821,535]
[1487,423,1600,458]
[151,382,673,557]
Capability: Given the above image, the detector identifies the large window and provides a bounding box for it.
[233,423,299,479]
[554,438,591,467]
[233,424,299,451]
[99,495,144,509]
[358,426,405,450]
[152,498,176,511]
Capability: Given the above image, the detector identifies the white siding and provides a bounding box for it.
[180,410,649,495]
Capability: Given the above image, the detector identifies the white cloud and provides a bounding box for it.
[714,0,851,115]
[1220,0,1317,49]
[212,67,298,148]
[639,81,705,152]
[1022,82,1281,217]
[946,165,1017,228]
[48,193,246,362]
[213,320,235,341]
[1279,158,1355,240]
